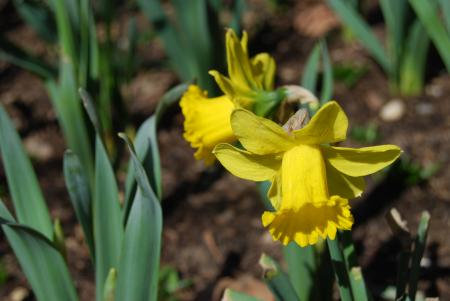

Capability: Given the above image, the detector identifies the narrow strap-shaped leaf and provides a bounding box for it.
[12,0,57,43]
[283,244,316,301]
[173,0,222,92]
[0,105,53,238]
[172,0,211,80]
[222,288,263,301]
[439,0,450,33]
[396,249,411,301]
[399,20,430,96]
[284,242,334,301]
[137,0,190,81]
[229,0,247,32]
[47,63,94,184]
[93,136,123,301]
[408,211,430,301]
[320,40,333,104]
[259,254,301,301]
[0,35,56,79]
[409,0,450,73]
[51,0,77,65]
[0,201,78,301]
[340,231,372,301]
[63,150,95,260]
[79,0,98,87]
[379,0,409,83]
[327,0,390,74]
[124,18,139,81]
[116,134,162,301]
[327,238,354,301]
[301,42,321,92]
[124,83,188,222]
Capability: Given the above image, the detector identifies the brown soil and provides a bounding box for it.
[1,1,450,300]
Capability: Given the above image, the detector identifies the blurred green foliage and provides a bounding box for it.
[350,123,380,144]
[327,0,430,96]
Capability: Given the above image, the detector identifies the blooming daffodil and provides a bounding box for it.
[180,29,282,164]
[213,101,401,247]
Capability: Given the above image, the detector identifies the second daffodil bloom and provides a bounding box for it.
[213,101,401,247]
[180,85,235,165]
[181,28,283,164]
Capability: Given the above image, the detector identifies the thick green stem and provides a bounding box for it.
[327,237,354,301]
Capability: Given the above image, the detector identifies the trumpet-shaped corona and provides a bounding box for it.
[180,85,235,165]
[214,101,401,247]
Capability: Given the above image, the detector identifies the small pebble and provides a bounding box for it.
[416,102,435,116]
[426,84,444,98]
[9,287,29,301]
[379,99,405,122]
[24,135,54,161]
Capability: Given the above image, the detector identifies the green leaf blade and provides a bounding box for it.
[301,43,321,92]
[409,0,450,73]
[259,254,301,301]
[93,137,123,301]
[47,63,95,185]
[327,0,390,74]
[0,202,78,301]
[124,83,188,222]
[117,134,163,301]
[63,150,95,260]
[0,105,53,238]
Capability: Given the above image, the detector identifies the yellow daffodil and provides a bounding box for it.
[180,29,282,164]
[180,85,235,165]
[209,29,277,109]
[213,101,401,247]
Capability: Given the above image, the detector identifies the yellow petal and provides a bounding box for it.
[280,145,330,209]
[268,171,282,210]
[326,161,366,199]
[251,53,276,90]
[230,109,295,155]
[180,85,236,164]
[208,70,254,108]
[209,70,237,98]
[293,101,348,144]
[322,144,402,177]
[262,196,354,247]
[213,143,281,181]
[226,29,256,91]
[240,30,249,56]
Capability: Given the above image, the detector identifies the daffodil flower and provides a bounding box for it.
[180,85,235,165]
[213,101,401,247]
[209,29,277,109]
[180,29,281,164]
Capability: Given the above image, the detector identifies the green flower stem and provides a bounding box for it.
[340,231,372,301]
[327,237,354,301]
[408,211,430,301]
[395,249,411,301]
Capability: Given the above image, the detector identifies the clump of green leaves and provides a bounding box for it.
[350,123,380,144]
[138,0,246,95]
[409,0,450,75]
[334,63,368,88]
[327,0,430,96]
[0,0,141,182]
[0,85,187,301]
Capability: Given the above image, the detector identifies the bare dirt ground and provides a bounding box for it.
[1,1,450,300]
